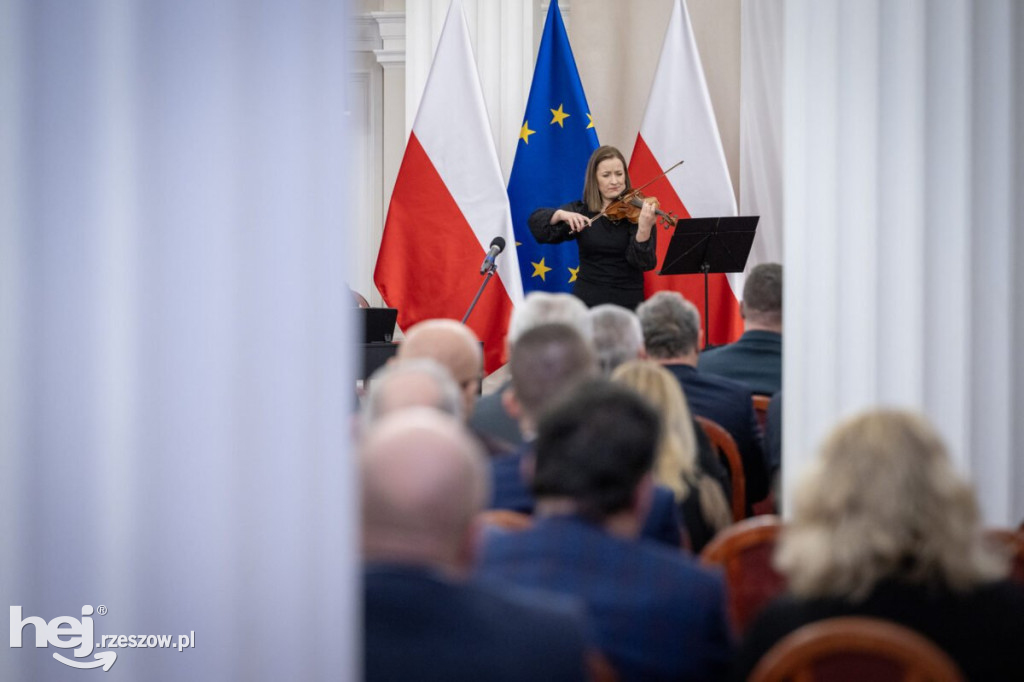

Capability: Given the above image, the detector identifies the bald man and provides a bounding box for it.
[361,409,589,682]
[397,318,513,455]
[397,319,483,420]
[362,358,463,428]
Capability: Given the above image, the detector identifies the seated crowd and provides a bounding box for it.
[359,276,1024,681]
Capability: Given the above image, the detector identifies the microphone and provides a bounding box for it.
[479,236,506,274]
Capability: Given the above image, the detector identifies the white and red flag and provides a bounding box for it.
[629,0,743,346]
[374,0,522,372]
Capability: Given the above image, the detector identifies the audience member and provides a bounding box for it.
[362,358,463,427]
[362,408,590,682]
[698,263,783,396]
[489,323,598,514]
[397,319,482,417]
[637,291,769,510]
[592,303,733,522]
[397,318,512,456]
[736,409,1024,681]
[478,380,733,681]
[589,303,645,375]
[611,360,732,551]
[470,292,592,446]
[490,323,684,548]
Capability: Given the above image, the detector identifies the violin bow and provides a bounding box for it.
[628,159,685,196]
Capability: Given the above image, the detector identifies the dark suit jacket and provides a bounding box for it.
[470,380,525,447]
[736,579,1024,681]
[478,515,733,682]
[665,363,769,506]
[489,447,684,548]
[764,391,782,474]
[698,330,782,396]
[364,563,589,682]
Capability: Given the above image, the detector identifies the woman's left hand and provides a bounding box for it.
[636,198,656,240]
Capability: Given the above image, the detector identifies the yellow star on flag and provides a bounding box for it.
[550,104,570,127]
[520,121,535,144]
[586,113,595,129]
[531,258,552,281]
[568,266,579,283]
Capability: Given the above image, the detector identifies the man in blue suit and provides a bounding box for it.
[638,291,769,510]
[471,291,593,447]
[362,408,589,682]
[478,380,733,681]
[489,322,684,548]
[698,263,783,396]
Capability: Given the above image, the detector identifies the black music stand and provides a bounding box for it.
[659,216,759,349]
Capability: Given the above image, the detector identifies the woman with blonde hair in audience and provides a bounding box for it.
[611,360,731,551]
[736,408,1024,680]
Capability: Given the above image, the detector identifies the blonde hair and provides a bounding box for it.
[608,362,728,529]
[777,409,1008,601]
[611,361,696,498]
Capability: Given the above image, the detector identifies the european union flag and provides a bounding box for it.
[507,0,599,294]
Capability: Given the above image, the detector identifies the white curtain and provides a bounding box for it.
[739,0,784,267]
[779,0,1024,525]
[0,1,357,680]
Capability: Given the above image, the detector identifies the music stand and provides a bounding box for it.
[659,216,759,349]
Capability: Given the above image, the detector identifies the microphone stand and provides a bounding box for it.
[461,260,498,324]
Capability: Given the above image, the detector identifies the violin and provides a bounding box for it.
[593,159,684,230]
[604,189,678,228]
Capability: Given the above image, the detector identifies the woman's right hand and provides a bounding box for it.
[552,209,591,233]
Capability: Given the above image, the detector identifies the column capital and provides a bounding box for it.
[371,11,406,67]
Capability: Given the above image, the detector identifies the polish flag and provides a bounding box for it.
[629,0,743,346]
[373,0,522,372]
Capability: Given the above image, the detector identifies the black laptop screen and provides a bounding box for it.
[362,308,398,344]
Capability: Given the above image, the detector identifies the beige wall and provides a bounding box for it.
[350,0,743,302]
[571,0,741,196]
[357,0,742,192]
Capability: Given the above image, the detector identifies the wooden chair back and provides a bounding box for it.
[750,394,776,516]
[585,650,619,682]
[476,509,533,532]
[752,393,772,430]
[749,616,965,682]
[984,527,1024,585]
[700,515,785,636]
[695,415,746,522]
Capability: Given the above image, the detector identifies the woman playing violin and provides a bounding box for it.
[528,145,657,309]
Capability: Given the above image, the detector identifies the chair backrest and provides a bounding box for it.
[477,509,533,532]
[586,649,619,682]
[984,527,1024,585]
[695,415,746,522]
[749,394,777,516]
[749,616,965,682]
[700,515,785,636]
[752,393,771,430]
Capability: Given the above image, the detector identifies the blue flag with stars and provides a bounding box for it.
[507,0,598,294]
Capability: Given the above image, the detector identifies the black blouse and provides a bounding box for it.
[528,201,657,294]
